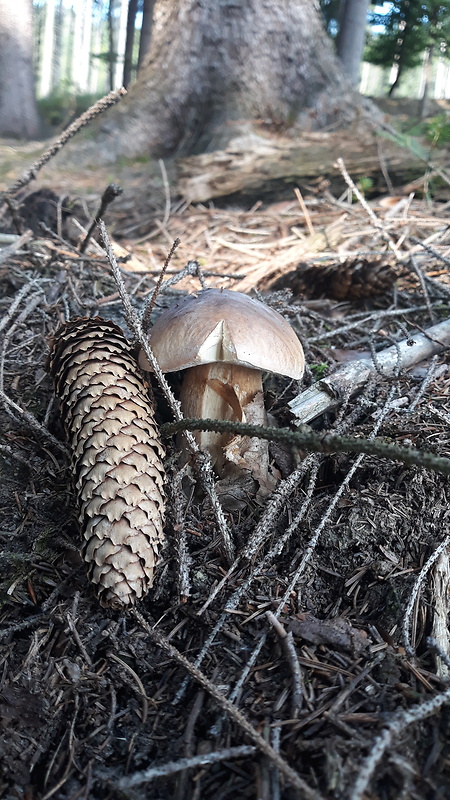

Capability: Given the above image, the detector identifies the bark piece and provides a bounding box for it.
[47,317,166,608]
[287,613,370,655]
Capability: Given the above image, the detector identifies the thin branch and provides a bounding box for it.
[161,418,450,479]
[4,89,126,197]
[0,387,67,454]
[199,461,312,615]
[409,235,450,272]
[350,685,450,800]
[266,611,303,717]
[0,230,33,265]
[133,609,325,800]
[336,157,402,259]
[402,534,450,657]
[114,745,257,788]
[158,158,171,228]
[141,238,181,332]
[79,183,123,253]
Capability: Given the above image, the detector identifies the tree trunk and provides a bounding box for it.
[137,0,156,70]
[114,0,129,89]
[38,0,56,98]
[419,45,434,120]
[107,0,115,92]
[123,0,139,88]
[388,62,402,96]
[71,0,93,93]
[336,0,370,86]
[52,0,64,89]
[0,0,41,138]
[98,0,364,161]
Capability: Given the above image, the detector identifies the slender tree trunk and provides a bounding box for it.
[138,0,156,70]
[80,0,94,93]
[99,0,362,161]
[419,45,434,119]
[123,0,138,88]
[114,0,129,88]
[71,0,93,93]
[89,0,104,94]
[52,0,64,89]
[336,0,370,86]
[388,62,403,96]
[0,0,41,138]
[107,0,115,92]
[39,0,56,98]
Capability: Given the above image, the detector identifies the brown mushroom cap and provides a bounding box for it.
[139,289,304,379]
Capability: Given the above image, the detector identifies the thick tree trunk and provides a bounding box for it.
[0,0,40,138]
[336,0,370,86]
[98,0,364,161]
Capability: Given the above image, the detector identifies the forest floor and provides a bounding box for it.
[1,99,450,800]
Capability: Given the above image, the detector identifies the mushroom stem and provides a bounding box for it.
[179,363,265,471]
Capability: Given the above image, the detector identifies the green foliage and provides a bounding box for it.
[37,91,103,129]
[366,0,450,92]
[424,113,450,147]
[366,1,429,70]
[356,176,374,196]
[309,362,329,379]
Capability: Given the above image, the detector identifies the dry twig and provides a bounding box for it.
[3,89,126,197]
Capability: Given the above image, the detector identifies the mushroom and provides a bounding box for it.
[139,289,304,494]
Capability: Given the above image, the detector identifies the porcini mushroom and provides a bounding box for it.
[139,289,304,494]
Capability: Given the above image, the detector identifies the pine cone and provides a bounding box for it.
[260,256,404,300]
[47,317,166,608]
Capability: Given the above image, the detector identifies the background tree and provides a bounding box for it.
[366,0,450,99]
[123,0,139,87]
[0,0,41,138]
[336,0,370,85]
[137,0,156,70]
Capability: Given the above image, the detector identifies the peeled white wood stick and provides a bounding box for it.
[289,318,450,424]
[431,549,450,679]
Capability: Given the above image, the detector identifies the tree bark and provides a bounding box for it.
[336,0,370,86]
[97,0,364,161]
[0,0,40,138]
[123,0,139,88]
[138,0,156,71]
